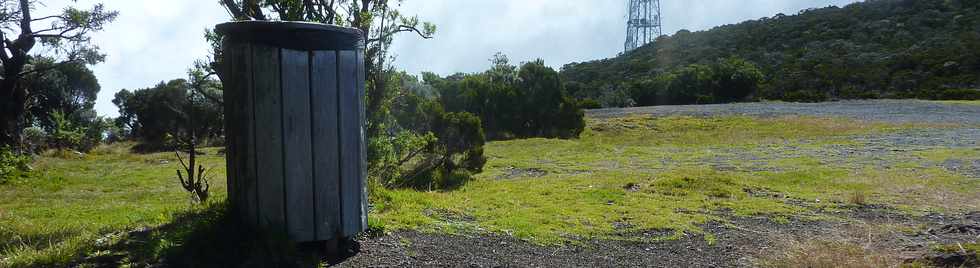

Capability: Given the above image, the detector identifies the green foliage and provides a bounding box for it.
[562,0,980,106]
[427,56,586,140]
[24,58,101,132]
[112,79,223,151]
[577,98,603,109]
[47,111,85,152]
[666,64,716,104]
[0,1,117,149]
[371,72,486,190]
[0,146,32,184]
[712,57,765,102]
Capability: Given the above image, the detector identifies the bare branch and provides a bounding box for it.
[366,24,432,44]
[221,0,246,20]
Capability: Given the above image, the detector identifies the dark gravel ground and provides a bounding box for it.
[587,100,980,125]
[337,211,980,267]
[335,101,980,267]
[593,100,980,179]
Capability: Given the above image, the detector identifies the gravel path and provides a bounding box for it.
[587,100,980,125]
[592,100,980,179]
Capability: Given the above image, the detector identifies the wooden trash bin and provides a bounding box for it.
[216,21,368,243]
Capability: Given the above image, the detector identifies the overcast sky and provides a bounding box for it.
[41,0,860,117]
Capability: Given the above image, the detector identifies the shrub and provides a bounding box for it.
[598,84,636,108]
[0,147,32,184]
[577,98,602,109]
[838,85,881,99]
[782,90,829,103]
[553,97,586,138]
[712,57,764,102]
[666,64,715,104]
[21,127,47,154]
[935,88,980,100]
[48,111,86,152]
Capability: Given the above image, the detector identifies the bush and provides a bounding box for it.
[712,57,763,102]
[21,127,47,154]
[838,85,881,99]
[0,147,32,184]
[577,98,602,109]
[553,97,586,138]
[598,84,636,108]
[782,90,829,103]
[935,88,980,100]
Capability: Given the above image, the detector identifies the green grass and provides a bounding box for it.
[0,144,227,267]
[2,115,978,266]
[934,100,980,106]
[371,115,980,244]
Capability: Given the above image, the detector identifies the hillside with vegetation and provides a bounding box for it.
[561,0,980,106]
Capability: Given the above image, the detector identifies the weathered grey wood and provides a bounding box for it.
[356,51,369,230]
[222,41,240,217]
[338,50,362,236]
[281,49,315,241]
[311,50,341,240]
[226,42,259,226]
[252,45,285,230]
[242,43,259,227]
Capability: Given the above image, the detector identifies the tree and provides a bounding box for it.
[112,79,223,151]
[712,57,763,102]
[0,0,117,148]
[666,64,715,104]
[25,57,100,132]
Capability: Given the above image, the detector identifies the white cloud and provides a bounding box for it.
[36,0,860,117]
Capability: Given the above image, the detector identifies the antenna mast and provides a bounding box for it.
[625,0,663,52]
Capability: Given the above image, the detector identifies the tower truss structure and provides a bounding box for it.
[625,0,663,52]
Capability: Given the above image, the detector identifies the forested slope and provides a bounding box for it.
[561,0,980,106]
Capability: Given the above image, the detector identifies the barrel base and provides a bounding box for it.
[299,237,361,265]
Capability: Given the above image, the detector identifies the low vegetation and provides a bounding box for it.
[370,115,978,243]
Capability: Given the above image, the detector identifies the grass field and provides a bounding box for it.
[1,115,978,267]
[371,116,978,243]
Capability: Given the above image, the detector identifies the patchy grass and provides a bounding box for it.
[934,100,980,106]
[371,115,979,244]
[0,144,227,267]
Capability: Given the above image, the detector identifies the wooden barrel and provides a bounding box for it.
[216,21,367,242]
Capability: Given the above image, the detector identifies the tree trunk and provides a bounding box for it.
[0,80,27,149]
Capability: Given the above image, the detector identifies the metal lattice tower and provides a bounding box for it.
[624,0,663,52]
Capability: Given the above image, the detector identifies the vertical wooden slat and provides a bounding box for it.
[338,50,361,236]
[228,42,259,226]
[242,43,259,227]
[312,50,341,240]
[252,45,285,230]
[356,50,369,230]
[281,49,315,241]
[222,42,239,216]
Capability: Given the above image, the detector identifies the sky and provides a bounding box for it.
[40,0,861,117]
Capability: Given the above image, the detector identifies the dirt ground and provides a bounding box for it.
[334,100,980,267]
